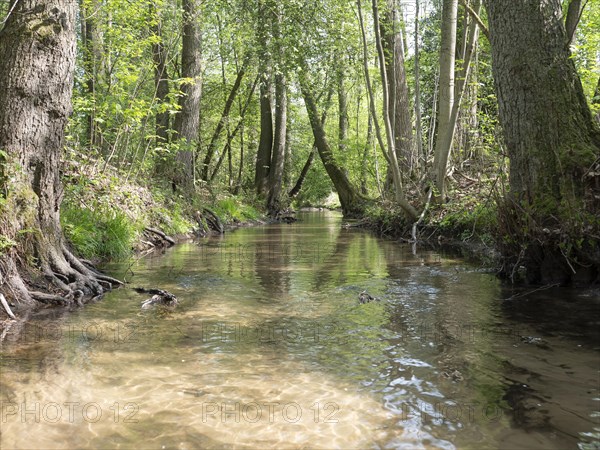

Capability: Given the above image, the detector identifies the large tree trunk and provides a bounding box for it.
[173,0,202,190]
[267,73,288,214]
[254,1,274,197]
[485,0,600,284]
[0,0,121,313]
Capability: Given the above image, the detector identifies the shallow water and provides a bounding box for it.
[1,211,599,449]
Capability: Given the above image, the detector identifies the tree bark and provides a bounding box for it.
[173,0,202,190]
[380,0,414,178]
[267,73,287,214]
[254,1,274,197]
[564,0,584,46]
[0,0,121,311]
[435,0,481,198]
[432,0,458,200]
[485,0,600,283]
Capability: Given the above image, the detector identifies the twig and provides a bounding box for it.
[504,283,560,301]
[411,189,433,243]
[0,294,16,320]
[1,0,20,26]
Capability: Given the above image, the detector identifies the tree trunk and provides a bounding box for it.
[485,0,600,283]
[435,0,481,198]
[151,4,170,144]
[0,0,121,312]
[372,0,419,220]
[254,1,274,197]
[564,0,583,46]
[267,73,287,214]
[81,0,103,152]
[288,85,335,199]
[381,0,414,179]
[299,75,365,218]
[414,0,425,172]
[201,61,247,181]
[432,0,458,200]
[338,67,349,154]
[173,0,202,190]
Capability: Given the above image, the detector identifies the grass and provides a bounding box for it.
[61,205,139,260]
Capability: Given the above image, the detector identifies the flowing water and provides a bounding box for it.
[1,211,599,449]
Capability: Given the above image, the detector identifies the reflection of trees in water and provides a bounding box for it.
[253,225,290,296]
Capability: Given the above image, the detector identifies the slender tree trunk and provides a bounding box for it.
[432,0,458,200]
[151,4,170,144]
[414,0,425,172]
[288,85,335,199]
[565,0,584,46]
[338,67,349,154]
[435,0,481,198]
[265,1,286,215]
[381,0,414,179]
[299,74,365,218]
[485,0,600,283]
[0,0,121,310]
[173,0,202,190]
[201,61,247,181]
[81,0,102,152]
[372,0,419,220]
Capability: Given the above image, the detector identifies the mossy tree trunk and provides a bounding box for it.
[0,0,121,312]
[485,0,600,283]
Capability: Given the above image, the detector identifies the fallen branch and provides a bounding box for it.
[144,227,176,246]
[134,287,178,308]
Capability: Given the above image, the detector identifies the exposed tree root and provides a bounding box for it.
[0,241,124,319]
[0,294,16,319]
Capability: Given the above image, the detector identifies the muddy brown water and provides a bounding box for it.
[1,211,598,449]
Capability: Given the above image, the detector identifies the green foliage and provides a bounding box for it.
[213,197,261,222]
[0,235,16,254]
[438,203,497,240]
[61,205,137,260]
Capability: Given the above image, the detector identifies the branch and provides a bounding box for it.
[459,0,489,40]
[0,294,16,320]
[565,0,586,46]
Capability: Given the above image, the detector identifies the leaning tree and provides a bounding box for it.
[484,0,600,283]
[0,0,121,311]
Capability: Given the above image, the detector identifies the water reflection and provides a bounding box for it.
[1,211,598,449]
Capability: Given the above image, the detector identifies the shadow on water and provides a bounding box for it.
[1,211,598,449]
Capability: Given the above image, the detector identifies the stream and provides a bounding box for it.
[1,211,599,449]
